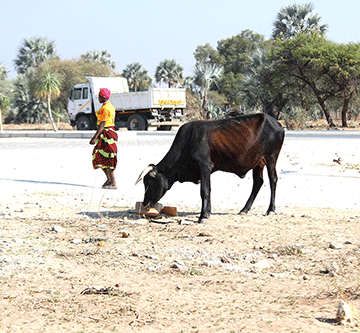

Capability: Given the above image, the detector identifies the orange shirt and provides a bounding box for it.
[96,101,115,127]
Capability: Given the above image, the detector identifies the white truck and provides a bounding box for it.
[67,76,186,131]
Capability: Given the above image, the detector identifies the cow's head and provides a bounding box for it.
[135,165,169,207]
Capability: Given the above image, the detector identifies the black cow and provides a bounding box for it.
[135,113,285,223]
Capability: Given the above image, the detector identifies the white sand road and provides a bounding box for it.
[0,130,359,215]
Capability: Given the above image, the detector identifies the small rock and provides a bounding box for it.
[13,238,25,244]
[253,259,271,270]
[221,264,245,273]
[52,225,66,233]
[270,273,287,278]
[121,230,130,238]
[144,254,158,260]
[329,242,343,250]
[336,300,360,325]
[71,239,82,244]
[203,259,222,267]
[303,274,310,280]
[171,261,188,272]
[326,261,339,276]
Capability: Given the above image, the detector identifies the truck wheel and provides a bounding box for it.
[157,125,172,131]
[127,114,147,131]
[76,115,92,131]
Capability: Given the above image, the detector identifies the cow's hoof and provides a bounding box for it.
[238,210,248,215]
[197,216,209,224]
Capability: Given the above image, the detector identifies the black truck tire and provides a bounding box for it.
[76,115,92,131]
[126,114,148,131]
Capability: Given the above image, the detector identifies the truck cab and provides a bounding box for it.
[68,83,94,130]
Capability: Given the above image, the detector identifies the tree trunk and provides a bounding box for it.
[202,94,208,119]
[47,94,57,132]
[316,98,335,127]
[341,97,350,127]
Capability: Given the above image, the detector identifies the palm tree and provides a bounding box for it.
[14,37,58,74]
[0,94,10,132]
[0,63,8,80]
[155,59,184,88]
[81,50,116,70]
[12,75,47,124]
[272,3,328,40]
[122,62,151,92]
[194,62,223,119]
[34,68,61,131]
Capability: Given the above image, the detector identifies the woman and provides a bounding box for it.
[90,88,118,189]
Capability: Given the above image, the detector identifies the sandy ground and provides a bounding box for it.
[0,129,360,332]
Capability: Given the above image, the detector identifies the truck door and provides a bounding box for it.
[68,86,91,118]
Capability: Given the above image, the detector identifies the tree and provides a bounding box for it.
[32,58,115,113]
[0,94,10,132]
[155,59,184,88]
[122,62,151,92]
[0,63,8,80]
[240,48,289,119]
[194,62,223,119]
[270,33,360,127]
[215,30,267,106]
[34,68,61,131]
[194,43,219,65]
[81,50,116,70]
[272,3,328,40]
[14,37,58,74]
[319,42,360,127]
[12,75,47,124]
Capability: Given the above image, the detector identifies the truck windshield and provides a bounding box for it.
[71,88,82,100]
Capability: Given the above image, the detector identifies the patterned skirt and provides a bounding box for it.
[92,127,118,170]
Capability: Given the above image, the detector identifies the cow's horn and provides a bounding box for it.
[135,165,154,185]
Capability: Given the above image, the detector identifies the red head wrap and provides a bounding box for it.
[99,88,111,99]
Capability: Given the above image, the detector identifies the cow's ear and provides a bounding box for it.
[149,170,157,178]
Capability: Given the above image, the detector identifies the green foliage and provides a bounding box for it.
[14,37,58,74]
[122,62,151,92]
[217,29,266,74]
[215,30,268,107]
[34,67,61,99]
[282,107,309,130]
[272,3,328,40]
[193,62,223,118]
[11,75,47,124]
[194,43,219,64]
[155,59,184,88]
[33,68,61,131]
[80,50,116,70]
[0,63,8,80]
[270,32,360,126]
[0,93,11,130]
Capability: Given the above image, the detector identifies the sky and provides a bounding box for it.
[1,0,360,81]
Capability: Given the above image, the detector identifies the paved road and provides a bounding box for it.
[0,130,359,212]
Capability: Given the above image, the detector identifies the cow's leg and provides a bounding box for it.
[265,158,278,215]
[239,165,264,214]
[198,168,212,223]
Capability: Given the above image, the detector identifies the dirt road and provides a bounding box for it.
[0,131,359,332]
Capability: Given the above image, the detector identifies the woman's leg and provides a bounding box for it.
[104,168,117,188]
